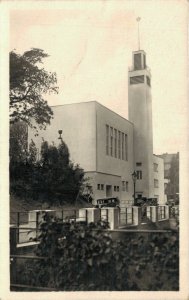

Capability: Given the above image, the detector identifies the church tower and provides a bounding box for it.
[128,49,154,198]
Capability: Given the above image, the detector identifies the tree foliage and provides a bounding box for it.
[10,48,58,129]
[10,121,28,164]
[10,138,86,204]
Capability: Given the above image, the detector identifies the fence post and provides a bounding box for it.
[156,206,159,224]
[151,206,157,223]
[165,205,169,219]
[106,208,119,229]
[132,206,141,226]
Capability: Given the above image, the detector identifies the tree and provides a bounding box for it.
[38,140,85,203]
[10,48,58,130]
[10,137,87,204]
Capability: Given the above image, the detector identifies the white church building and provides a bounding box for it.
[28,49,165,208]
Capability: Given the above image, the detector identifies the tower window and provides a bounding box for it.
[130,75,144,85]
[136,170,142,180]
[136,162,142,167]
[154,179,159,188]
[146,76,151,87]
[134,53,142,70]
[143,54,146,68]
[153,163,158,172]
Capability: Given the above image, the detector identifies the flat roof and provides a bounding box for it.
[51,100,133,125]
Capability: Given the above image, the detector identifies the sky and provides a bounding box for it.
[9,0,188,155]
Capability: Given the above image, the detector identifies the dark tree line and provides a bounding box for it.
[10,130,86,205]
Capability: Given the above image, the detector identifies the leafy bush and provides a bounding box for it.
[12,213,179,291]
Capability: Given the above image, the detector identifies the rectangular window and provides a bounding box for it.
[110,127,113,156]
[106,125,109,155]
[122,181,126,191]
[114,129,117,158]
[97,184,101,190]
[118,131,121,159]
[143,54,146,68]
[121,132,124,160]
[153,163,158,172]
[136,162,142,167]
[117,186,119,192]
[154,179,159,188]
[101,184,104,190]
[126,181,128,192]
[130,75,144,85]
[136,170,142,180]
[114,186,117,192]
[134,53,142,70]
[125,134,128,160]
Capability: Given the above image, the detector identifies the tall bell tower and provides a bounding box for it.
[128,46,154,198]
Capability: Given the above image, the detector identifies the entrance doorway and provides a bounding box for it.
[106,185,112,197]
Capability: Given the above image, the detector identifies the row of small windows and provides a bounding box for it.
[130,75,151,87]
[106,125,128,160]
[114,186,120,192]
[97,182,129,192]
[97,184,104,190]
[97,178,159,192]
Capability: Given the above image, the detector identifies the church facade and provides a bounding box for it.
[28,49,165,207]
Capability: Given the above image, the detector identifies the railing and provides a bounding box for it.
[100,209,109,223]
[10,209,83,244]
[10,205,174,245]
[141,206,153,223]
[120,207,133,225]
[158,206,166,220]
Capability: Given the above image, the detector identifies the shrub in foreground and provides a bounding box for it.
[16,214,179,291]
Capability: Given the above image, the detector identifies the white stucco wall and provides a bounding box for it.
[28,102,97,172]
[128,68,154,198]
[95,102,134,203]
